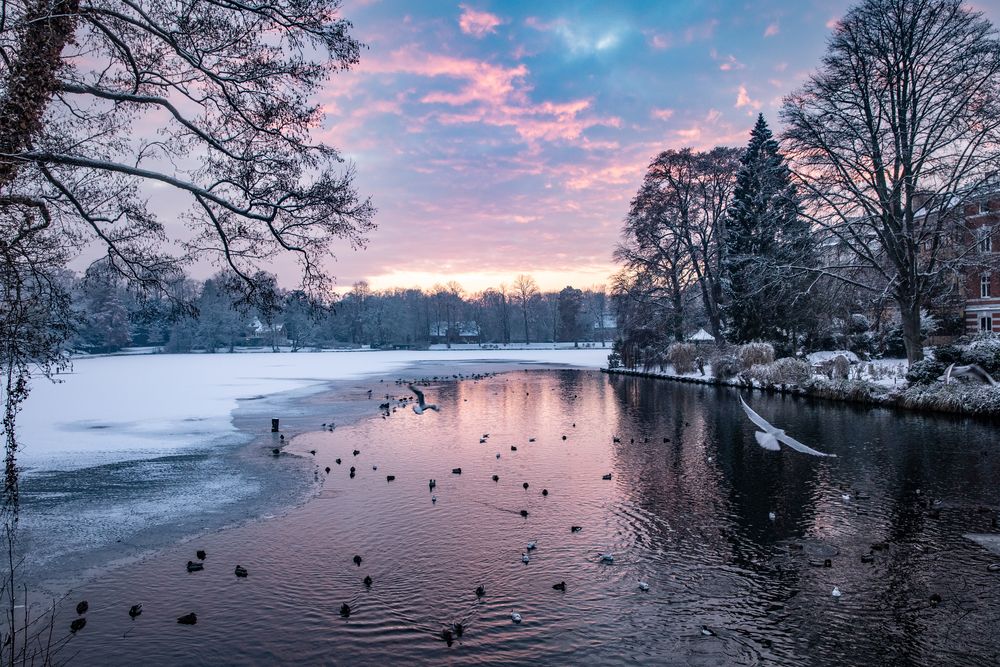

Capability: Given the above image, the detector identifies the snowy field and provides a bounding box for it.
[19,349,609,472]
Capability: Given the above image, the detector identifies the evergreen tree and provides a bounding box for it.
[722,115,816,348]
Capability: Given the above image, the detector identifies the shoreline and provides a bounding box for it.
[603,367,1000,419]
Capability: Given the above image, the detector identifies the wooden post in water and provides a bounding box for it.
[271,418,280,432]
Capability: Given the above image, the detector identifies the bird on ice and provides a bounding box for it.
[739,396,835,457]
[408,385,439,414]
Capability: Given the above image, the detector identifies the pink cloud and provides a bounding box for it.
[712,50,745,71]
[735,85,761,110]
[458,4,503,37]
[764,22,780,37]
[650,107,674,121]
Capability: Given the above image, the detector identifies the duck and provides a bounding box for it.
[475,584,485,597]
[522,482,529,490]
[832,587,842,597]
[841,493,851,501]
[510,610,522,624]
[521,552,530,564]
[186,561,204,572]
[441,627,454,645]
[638,581,650,591]
[526,541,537,550]
[528,438,536,442]
[520,510,529,517]
[542,489,548,496]
[386,475,395,482]
[429,479,436,489]
[235,565,249,577]
[700,625,715,636]
[602,473,612,480]
[452,468,462,474]
[335,458,341,465]
[768,512,776,521]
[492,475,499,482]
[987,563,1000,572]
[70,618,86,633]
[453,622,464,638]
[511,446,517,451]
[353,449,360,456]
[196,549,206,560]
[431,495,437,503]
[325,467,331,473]
[373,465,378,471]
[340,603,351,618]
[364,575,372,587]
[552,581,566,591]
[571,526,582,533]
[929,593,942,606]
[76,600,88,615]
[496,453,501,459]
[128,604,142,619]
[353,555,363,566]
[177,612,197,625]
[598,553,614,563]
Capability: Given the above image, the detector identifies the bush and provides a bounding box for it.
[900,383,1000,415]
[667,342,697,374]
[712,354,741,380]
[905,359,946,386]
[738,342,775,370]
[932,344,964,364]
[748,358,812,386]
[965,334,1000,375]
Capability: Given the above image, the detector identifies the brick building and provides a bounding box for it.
[962,198,1000,334]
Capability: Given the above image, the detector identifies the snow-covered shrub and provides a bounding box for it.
[832,354,850,379]
[905,359,946,386]
[932,344,963,364]
[607,349,622,369]
[738,342,774,370]
[965,334,1000,375]
[901,384,1000,415]
[713,355,741,380]
[667,342,697,374]
[748,358,812,386]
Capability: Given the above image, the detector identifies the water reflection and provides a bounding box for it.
[59,370,1000,666]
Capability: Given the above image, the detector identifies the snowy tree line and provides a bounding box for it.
[68,264,614,353]
[614,0,1000,365]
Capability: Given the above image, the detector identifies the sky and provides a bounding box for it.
[233,1,1000,293]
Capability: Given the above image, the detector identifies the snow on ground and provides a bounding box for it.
[18,349,609,471]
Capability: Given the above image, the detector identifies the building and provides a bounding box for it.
[962,197,1000,334]
[429,321,480,344]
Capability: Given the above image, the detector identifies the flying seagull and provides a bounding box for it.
[943,363,997,386]
[408,385,440,414]
[739,396,835,457]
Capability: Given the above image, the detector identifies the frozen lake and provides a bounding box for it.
[15,350,608,590]
[44,369,1000,666]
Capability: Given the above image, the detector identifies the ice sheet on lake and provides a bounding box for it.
[965,533,1000,555]
[18,349,609,471]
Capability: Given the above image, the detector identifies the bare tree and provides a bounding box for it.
[0,0,374,519]
[628,148,740,341]
[782,0,1000,363]
[513,274,539,344]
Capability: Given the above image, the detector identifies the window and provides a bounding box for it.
[982,315,994,332]
[982,274,992,298]
[978,226,994,253]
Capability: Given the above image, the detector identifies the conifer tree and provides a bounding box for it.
[722,115,815,347]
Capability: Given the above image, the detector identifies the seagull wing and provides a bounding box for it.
[775,431,836,457]
[740,396,775,433]
[944,363,954,386]
[409,384,426,408]
[970,364,998,386]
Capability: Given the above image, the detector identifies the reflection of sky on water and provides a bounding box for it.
[53,371,1000,665]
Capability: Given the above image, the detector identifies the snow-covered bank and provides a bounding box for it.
[19,349,609,471]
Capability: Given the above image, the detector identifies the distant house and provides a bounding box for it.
[961,197,1000,333]
[247,317,286,346]
[429,321,480,344]
[593,314,617,341]
[687,328,715,344]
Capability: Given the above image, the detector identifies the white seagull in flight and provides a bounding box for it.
[408,384,439,415]
[739,396,834,457]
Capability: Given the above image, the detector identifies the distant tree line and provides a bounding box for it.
[66,264,614,353]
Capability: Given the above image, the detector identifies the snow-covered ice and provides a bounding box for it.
[19,349,609,471]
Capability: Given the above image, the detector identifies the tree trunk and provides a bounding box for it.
[899,296,924,365]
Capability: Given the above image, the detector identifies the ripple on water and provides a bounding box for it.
[52,370,1000,666]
